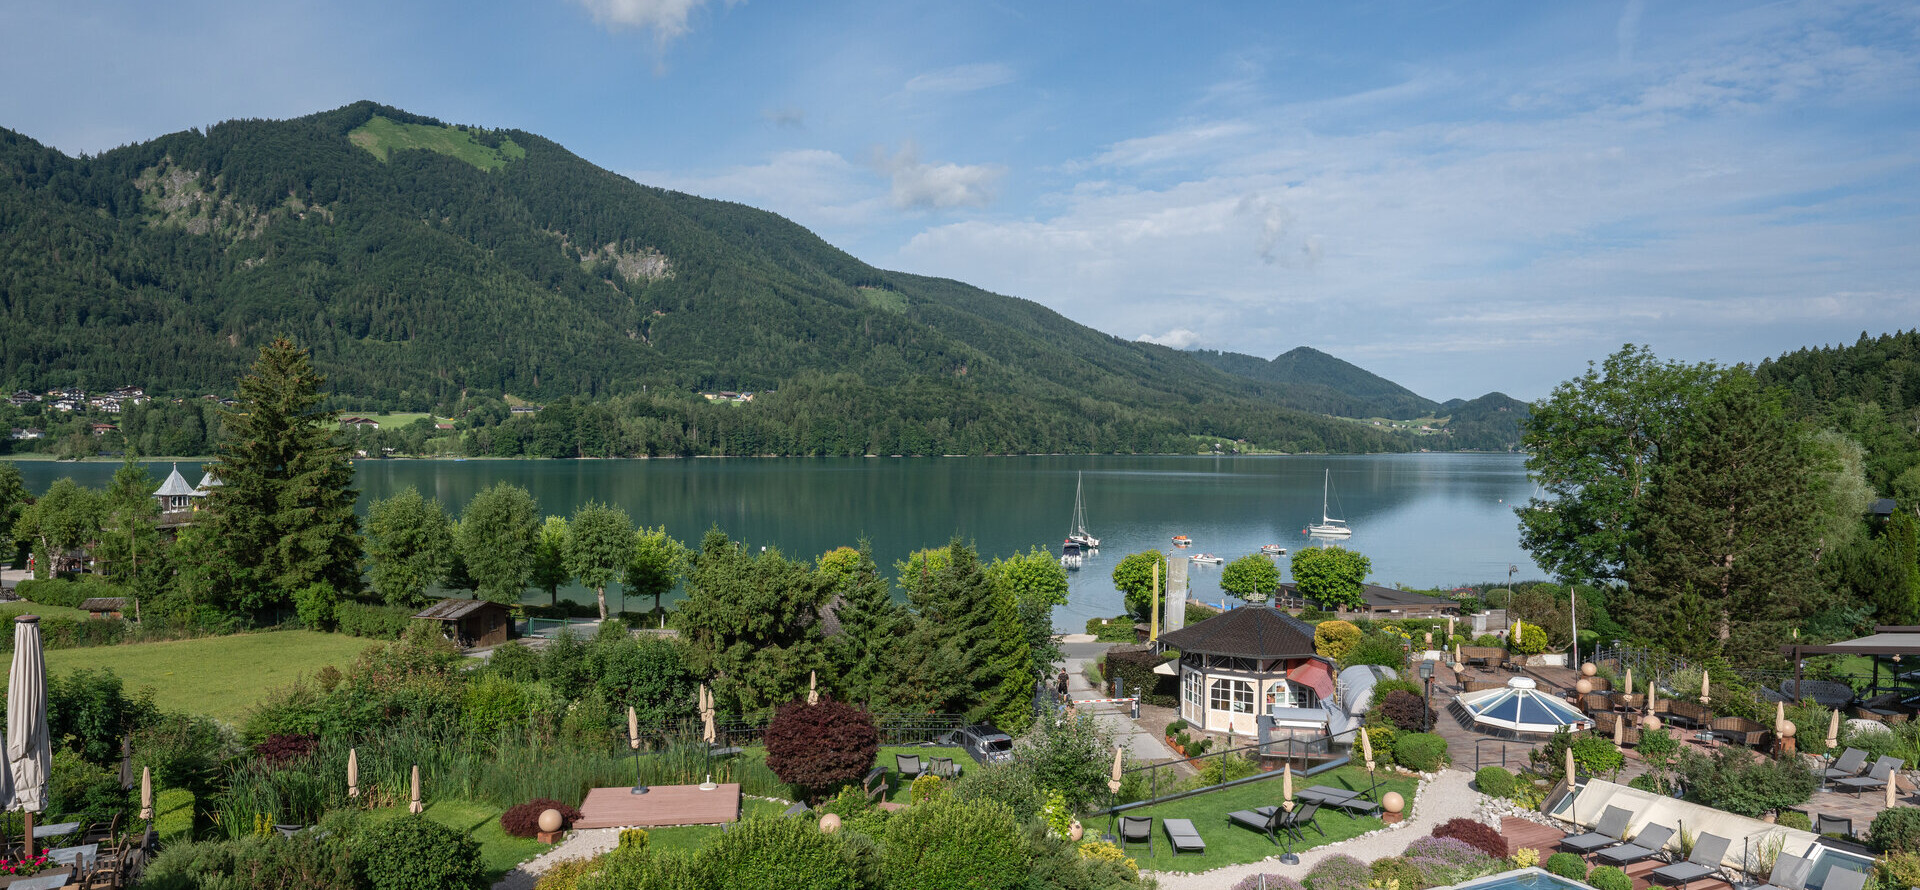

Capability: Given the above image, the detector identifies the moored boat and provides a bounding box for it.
[1171,535,1192,546]
[1189,553,1223,565]
[1260,544,1286,556]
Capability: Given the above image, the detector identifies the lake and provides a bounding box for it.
[10,453,1542,630]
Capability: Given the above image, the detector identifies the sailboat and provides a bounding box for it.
[1066,472,1101,548]
[1306,469,1352,538]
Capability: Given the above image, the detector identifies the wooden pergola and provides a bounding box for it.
[1780,625,1920,706]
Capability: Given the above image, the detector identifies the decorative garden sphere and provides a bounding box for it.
[820,813,842,834]
[1575,678,1593,695]
[1581,663,1598,677]
[1382,792,1405,815]
[1641,715,1661,730]
[538,808,563,833]
[1069,820,1084,842]
[1780,721,1797,739]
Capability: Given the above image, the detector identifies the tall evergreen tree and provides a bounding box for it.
[820,544,904,707]
[674,529,831,714]
[901,541,1034,733]
[365,486,454,608]
[530,516,572,607]
[203,338,361,614]
[457,483,540,604]
[95,457,160,590]
[1623,373,1824,662]
[565,501,633,620]
[987,546,1069,695]
[0,462,27,566]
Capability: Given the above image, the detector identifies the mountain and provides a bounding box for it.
[0,102,1433,456]
[1188,347,1440,419]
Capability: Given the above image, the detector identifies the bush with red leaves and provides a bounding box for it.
[500,799,584,838]
[764,698,879,799]
[252,734,317,768]
[1432,817,1507,860]
[1376,690,1437,733]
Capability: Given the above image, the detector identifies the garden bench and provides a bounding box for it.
[1659,699,1713,729]
[1708,716,1769,748]
[861,766,889,803]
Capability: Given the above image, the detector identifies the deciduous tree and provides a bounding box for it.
[14,477,101,579]
[1110,551,1169,621]
[675,530,832,714]
[988,546,1069,690]
[1220,554,1280,603]
[625,526,686,617]
[529,516,571,607]
[565,501,634,620]
[95,457,159,589]
[457,483,540,604]
[1289,546,1371,611]
[366,487,454,608]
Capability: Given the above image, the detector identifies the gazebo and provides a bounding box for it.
[1155,606,1336,739]
[1782,625,1920,717]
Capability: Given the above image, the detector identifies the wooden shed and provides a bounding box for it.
[412,598,514,649]
[80,597,129,619]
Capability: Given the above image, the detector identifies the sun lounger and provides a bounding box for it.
[1816,814,1853,838]
[1823,748,1868,781]
[1227,807,1287,844]
[1750,853,1812,890]
[1560,806,1633,854]
[1649,832,1729,890]
[1299,784,1382,816]
[896,754,924,781]
[1835,756,1902,796]
[1283,803,1324,839]
[1821,869,1868,890]
[1594,824,1674,866]
[1163,817,1205,855]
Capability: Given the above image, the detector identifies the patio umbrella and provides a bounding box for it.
[7,616,49,859]
[1775,700,1787,733]
[1612,710,1624,745]
[120,737,133,791]
[1360,727,1375,771]
[1565,745,1576,783]
[1566,745,1579,822]
[1447,616,1455,640]
[1623,667,1633,698]
[700,684,717,745]
[409,764,423,814]
[1890,768,1900,810]
[139,766,152,820]
[1281,762,1295,813]
[808,671,818,706]
[347,747,358,799]
[628,706,640,750]
[1108,746,1124,795]
[1827,709,1841,751]
[1700,670,1710,706]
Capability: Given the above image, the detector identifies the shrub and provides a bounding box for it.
[356,814,487,890]
[1475,766,1516,798]
[1315,621,1362,661]
[1343,633,1409,670]
[1232,877,1305,890]
[334,600,418,639]
[1017,713,1116,813]
[1395,733,1450,772]
[1572,736,1626,778]
[463,674,533,739]
[911,773,948,805]
[1372,677,1424,702]
[1433,818,1507,860]
[1512,623,1548,655]
[1305,854,1372,890]
[1403,836,1499,885]
[1197,752,1262,786]
[1104,647,1179,707]
[1041,789,1072,839]
[694,815,861,890]
[1545,852,1588,881]
[879,797,1029,890]
[295,582,337,631]
[951,761,1045,824]
[1361,725,1397,766]
[618,828,648,850]
[252,733,318,768]
[764,699,879,800]
[1777,810,1812,831]
[501,799,584,839]
[534,858,597,890]
[48,748,130,823]
[1872,807,1920,854]
[1876,852,1920,890]
[1377,690,1436,732]
[18,577,122,608]
[1675,746,1819,817]
[1371,856,1434,890]
[1076,839,1136,875]
[1588,866,1633,890]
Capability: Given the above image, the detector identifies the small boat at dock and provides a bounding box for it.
[1260,544,1287,556]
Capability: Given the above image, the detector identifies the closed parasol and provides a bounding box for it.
[7,616,50,858]
[348,747,359,799]
[139,766,153,820]
[409,764,423,814]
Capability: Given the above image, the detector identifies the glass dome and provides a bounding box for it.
[1453,676,1593,736]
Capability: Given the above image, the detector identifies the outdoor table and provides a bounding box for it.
[30,822,80,840]
[5,873,71,890]
[47,843,96,870]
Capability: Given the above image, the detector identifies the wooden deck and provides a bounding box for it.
[1501,816,1565,860]
[575,783,742,829]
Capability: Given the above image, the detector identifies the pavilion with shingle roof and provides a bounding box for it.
[1155,605,1337,739]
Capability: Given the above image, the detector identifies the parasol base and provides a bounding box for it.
[631,784,650,795]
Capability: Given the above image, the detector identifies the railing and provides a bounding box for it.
[1475,737,1532,771]
[1100,724,1364,816]
[1590,643,1874,699]
[630,713,969,748]
[518,616,602,639]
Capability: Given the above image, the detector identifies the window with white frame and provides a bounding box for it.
[1210,678,1255,713]
[1183,669,1203,712]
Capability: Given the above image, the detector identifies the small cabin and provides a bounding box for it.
[412,599,514,649]
[80,597,129,619]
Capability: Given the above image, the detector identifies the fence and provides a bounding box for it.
[1101,724,1363,816]
[630,713,970,749]
[1589,643,1874,700]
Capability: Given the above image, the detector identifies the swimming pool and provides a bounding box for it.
[1804,844,1875,890]
[1446,868,1591,890]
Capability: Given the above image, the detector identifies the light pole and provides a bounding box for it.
[1419,660,1436,733]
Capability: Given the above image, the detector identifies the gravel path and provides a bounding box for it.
[1151,768,1485,890]
[491,828,624,890]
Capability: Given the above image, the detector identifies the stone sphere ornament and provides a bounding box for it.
[1581,663,1598,677]
[538,808,563,833]
[1382,792,1405,815]
[1642,715,1662,730]
[1575,678,1593,695]
[1069,820,1084,842]
[820,813,842,834]
[1780,721,1797,739]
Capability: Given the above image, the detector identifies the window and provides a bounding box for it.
[1184,669,1203,710]
[1210,678,1254,713]
[1269,681,1319,709]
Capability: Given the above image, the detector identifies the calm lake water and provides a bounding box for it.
[11,454,1542,630]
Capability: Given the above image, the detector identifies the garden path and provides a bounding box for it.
[1061,649,1181,764]
[491,828,624,890]
[1150,769,1483,890]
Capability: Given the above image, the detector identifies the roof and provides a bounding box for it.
[1279,582,1460,612]
[153,463,199,497]
[1780,626,1920,657]
[196,471,222,489]
[79,597,127,611]
[1871,498,1897,516]
[1155,605,1318,659]
[413,598,510,621]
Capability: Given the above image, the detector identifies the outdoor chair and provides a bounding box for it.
[1816,814,1853,838]
[1594,823,1675,867]
[1753,853,1813,890]
[1708,716,1769,748]
[1280,802,1324,840]
[81,813,119,846]
[1559,805,1633,855]
[1661,700,1713,730]
[8,875,71,890]
[781,801,811,817]
[1587,677,1613,692]
[1822,869,1868,890]
[1611,692,1646,712]
[895,754,924,782]
[1649,831,1730,890]
[861,765,889,803]
[1227,807,1288,845]
[930,756,961,779]
[1162,818,1205,855]
[1118,816,1153,856]
[1581,693,1615,716]
[1823,748,1869,781]
[1836,755,1902,796]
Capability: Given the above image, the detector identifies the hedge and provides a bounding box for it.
[1393,733,1450,772]
[334,601,419,640]
[1474,766,1516,798]
[17,577,128,609]
[1102,646,1178,707]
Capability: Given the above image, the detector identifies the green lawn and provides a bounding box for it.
[348,116,525,171]
[877,746,970,804]
[364,798,553,881]
[0,600,94,623]
[636,798,790,858]
[44,631,377,722]
[1111,765,1419,874]
[154,787,195,843]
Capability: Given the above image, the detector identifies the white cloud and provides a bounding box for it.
[873,142,1004,210]
[630,149,888,230]
[573,0,717,41]
[904,62,1016,94]
[1137,329,1203,349]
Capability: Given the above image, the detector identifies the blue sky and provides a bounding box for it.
[5,0,1918,400]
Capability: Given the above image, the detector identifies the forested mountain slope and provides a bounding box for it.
[0,101,1430,455]
[1757,330,1920,491]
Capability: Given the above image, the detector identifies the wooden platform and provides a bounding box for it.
[1501,816,1565,860]
[575,783,742,829]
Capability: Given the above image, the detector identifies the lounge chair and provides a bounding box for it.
[1227,806,1288,844]
[1823,748,1868,781]
[1822,869,1868,890]
[1163,817,1205,855]
[1649,832,1730,890]
[896,754,924,781]
[1280,802,1324,840]
[1594,824,1675,866]
[1752,853,1813,890]
[1299,784,1383,816]
[1816,814,1853,838]
[1118,816,1153,857]
[1560,805,1633,855]
[1835,756,1902,796]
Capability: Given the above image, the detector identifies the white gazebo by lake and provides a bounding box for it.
[1155,606,1337,739]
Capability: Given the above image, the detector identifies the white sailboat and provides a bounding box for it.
[1307,469,1352,538]
[1066,472,1100,548]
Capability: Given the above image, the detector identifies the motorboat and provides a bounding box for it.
[1260,544,1287,556]
[1189,553,1223,565]
[1171,535,1192,546]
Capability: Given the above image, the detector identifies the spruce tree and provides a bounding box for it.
[205,338,362,614]
[904,541,1034,732]
[96,457,160,590]
[820,544,904,707]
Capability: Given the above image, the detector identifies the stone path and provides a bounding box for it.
[491,828,624,890]
[1151,769,1485,890]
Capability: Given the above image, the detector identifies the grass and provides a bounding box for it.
[1112,764,1419,874]
[877,746,970,804]
[43,630,376,722]
[154,787,195,843]
[632,798,790,858]
[339,412,436,429]
[348,115,525,171]
[0,600,94,622]
[363,797,553,881]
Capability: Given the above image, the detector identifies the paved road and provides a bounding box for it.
[1058,644,1178,763]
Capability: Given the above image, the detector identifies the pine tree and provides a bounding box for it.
[820,544,903,708]
[904,541,1034,732]
[204,338,361,614]
[0,462,27,564]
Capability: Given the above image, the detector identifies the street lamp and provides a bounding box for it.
[1418,660,1436,733]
